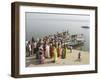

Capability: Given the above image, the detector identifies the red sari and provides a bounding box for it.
[57,47,62,57]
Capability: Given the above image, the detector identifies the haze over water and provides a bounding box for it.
[25,12,90,51]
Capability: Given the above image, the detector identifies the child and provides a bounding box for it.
[78,52,81,62]
[75,52,81,62]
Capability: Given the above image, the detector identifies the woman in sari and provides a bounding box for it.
[53,45,58,63]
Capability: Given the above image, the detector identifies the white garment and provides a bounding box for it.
[34,42,37,48]
[29,44,31,51]
[45,45,50,58]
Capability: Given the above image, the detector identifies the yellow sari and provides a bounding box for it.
[53,47,58,62]
[64,47,68,58]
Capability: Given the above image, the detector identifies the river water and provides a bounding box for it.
[25,12,90,52]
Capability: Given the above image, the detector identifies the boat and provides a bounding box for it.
[67,40,84,47]
[65,34,85,47]
[81,26,89,29]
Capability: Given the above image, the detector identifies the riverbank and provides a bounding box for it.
[26,49,89,67]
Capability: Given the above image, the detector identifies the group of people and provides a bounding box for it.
[26,31,73,64]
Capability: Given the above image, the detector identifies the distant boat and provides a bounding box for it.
[81,26,89,29]
[66,40,84,47]
[65,34,85,47]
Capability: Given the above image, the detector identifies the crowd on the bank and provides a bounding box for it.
[26,31,74,64]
